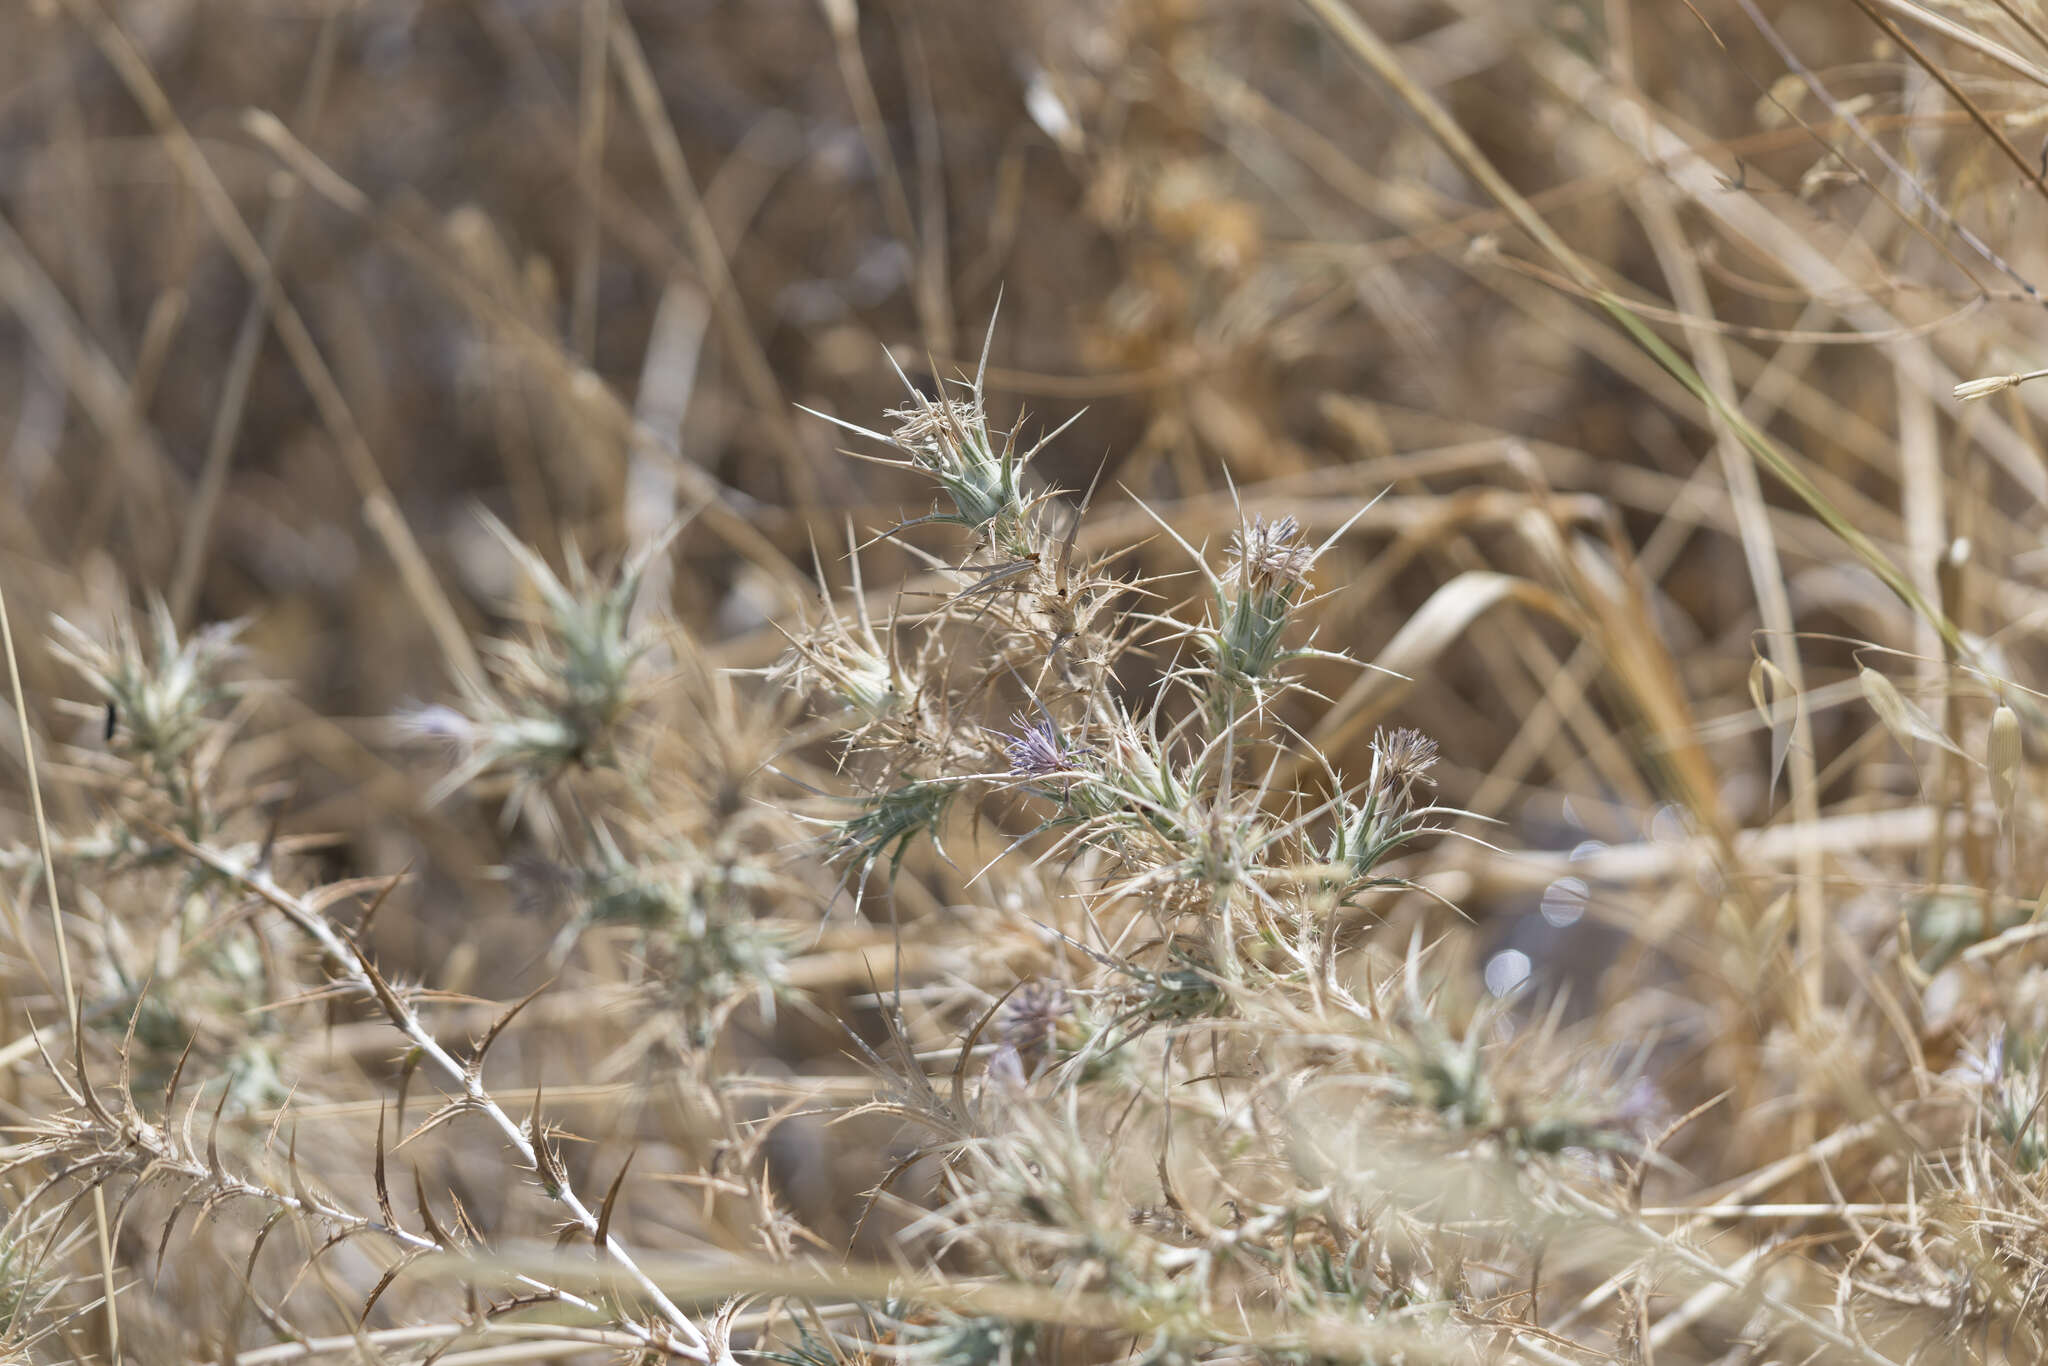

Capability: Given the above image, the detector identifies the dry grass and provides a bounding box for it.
[5,0,2048,1362]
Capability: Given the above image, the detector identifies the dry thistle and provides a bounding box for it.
[542,823,787,1028]
[49,599,247,823]
[1135,502,1368,728]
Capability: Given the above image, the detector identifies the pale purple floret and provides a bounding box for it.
[1004,716,1075,780]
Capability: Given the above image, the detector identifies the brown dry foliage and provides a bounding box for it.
[3,1,2048,1364]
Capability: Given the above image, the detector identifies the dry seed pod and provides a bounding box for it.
[1859,666,1969,763]
[1990,703,2023,822]
[1749,655,1797,797]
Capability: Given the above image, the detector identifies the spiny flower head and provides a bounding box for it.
[1198,510,1352,718]
[1002,715,1080,781]
[1322,727,1444,891]
[1372,726,1439,806]
[481,514,668,748]
[997,978,1073,1068]
[402,512,678,802]
[1224,513,1314,594]
[887,390,988,459]
[775,610,912,728]
[50,598,245,772]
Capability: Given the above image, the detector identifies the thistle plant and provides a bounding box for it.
[403,518,796,1036]
[19,597,309,1130]
[540,821,788,1028]
[1205,512,1320,714]
[752,343,1680,1366]
[14,321,2028,1365]
[830,778,963,878]
[774,561,924,740]
[49,598,246,830]
[1320,727,1443,900]
[402,511,679,806]
[1131,506,1366,730]
[806,333,1081,570]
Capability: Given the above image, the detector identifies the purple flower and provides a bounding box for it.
[998,979,1071,1062]
[1004,716,1077,780]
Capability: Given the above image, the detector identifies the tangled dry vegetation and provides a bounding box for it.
[12,0,2048,1363]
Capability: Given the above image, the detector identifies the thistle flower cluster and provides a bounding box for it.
[18,325,2029,1366]
[1134,506,1360,727]
[761,339,1668,1366]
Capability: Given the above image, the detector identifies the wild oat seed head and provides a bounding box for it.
[1955,375,2019,402]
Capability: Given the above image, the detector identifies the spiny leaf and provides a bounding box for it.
[290,1226,365,1303]
[71,1026,119,1133]
[357,955,414,1032]
[204,1080,232,1180]
[116,994,144,1105]
[242,1207,286,1290]
[153,1193,197,1279]
[412,1167,452,1248]
[221,1206,289,1366]
[285,1124,317,1215]
[350,861,414,942]
[396,1046,424,1133]
[446,1188,483,1247]
[191,1186,248,1243]
[307,869,410,917]
[359,1250,424,1326]
[469,978,552,1072]
[374,1105,397,1232]
[595,1148,637,1255]
[111,1158,169,1256]
[528,1079,565,1195]
[400,1098,475,1149]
